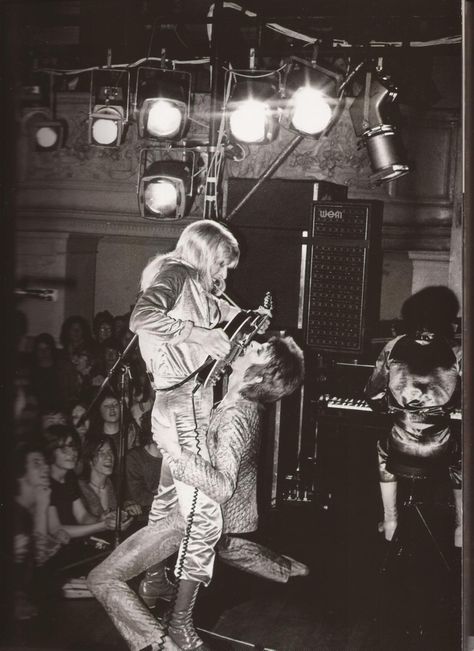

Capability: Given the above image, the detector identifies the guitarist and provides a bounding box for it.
[129,220,269,650]
[88,335,305,651]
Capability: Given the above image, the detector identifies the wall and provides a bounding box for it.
[15,54,462,338]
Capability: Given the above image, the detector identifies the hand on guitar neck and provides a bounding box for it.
[194,292,273,390]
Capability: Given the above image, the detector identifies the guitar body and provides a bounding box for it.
[196,293,272,390]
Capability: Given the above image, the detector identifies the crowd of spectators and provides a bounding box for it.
[12,309,162,621]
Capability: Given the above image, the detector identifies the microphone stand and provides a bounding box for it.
[114,362,131,547]
[79,334,138,424]
[79,334,139,547]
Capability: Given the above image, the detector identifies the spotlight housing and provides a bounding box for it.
[88,69,130,147]
[349,69,410,184]
[283,58,344,137]
[134,67,191,141]
[21,82,66,151]
[227,74,281,144]
[137,148,198,220]
[23,109,65,151]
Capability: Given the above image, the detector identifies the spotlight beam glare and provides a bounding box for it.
[92,119,119,145]
[291,87,333,135]
[229,100,268,144]
[147,100,183,138]
[36,126,59,149]
[144,180,179,216]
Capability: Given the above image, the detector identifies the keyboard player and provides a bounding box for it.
[364,286,462,548]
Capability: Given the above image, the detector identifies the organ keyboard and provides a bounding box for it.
[324,395,461,420]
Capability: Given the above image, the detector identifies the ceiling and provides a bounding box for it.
[14,0,461,73]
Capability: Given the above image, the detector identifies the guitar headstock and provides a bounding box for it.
[263,291,273,312]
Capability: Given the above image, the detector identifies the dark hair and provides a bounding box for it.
[391,336,456,375]
[32,332,57,358]
[240,336,304,403]
[88,389,119,433]
[14,441,46,480]
[43,424,81,463]
[60,315,93,350]
[138,409,154,447]
[401,286,459,338]
[93,310,114,339]
[81,435,115,480]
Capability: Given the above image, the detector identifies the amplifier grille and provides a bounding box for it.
[305,202,383,353]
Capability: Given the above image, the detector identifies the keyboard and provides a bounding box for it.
[325,396,461,420]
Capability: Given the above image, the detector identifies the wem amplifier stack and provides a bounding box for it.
[305,201,383,354]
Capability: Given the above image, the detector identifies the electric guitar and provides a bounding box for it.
[195,292,273,390]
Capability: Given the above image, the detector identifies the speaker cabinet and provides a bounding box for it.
[304,201,383,354]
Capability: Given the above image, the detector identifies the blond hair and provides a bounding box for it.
[140,220,240,293]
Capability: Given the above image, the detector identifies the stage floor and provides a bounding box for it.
[1,497,461,651]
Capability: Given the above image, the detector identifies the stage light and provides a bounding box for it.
[88,69,130,147]
[227,77,281,144]
[24,110,65,151]
[349,68,410,184]
[137,148,199,220]
[134,67,191,141]
[283,58,344,137]
[21,83,66,151]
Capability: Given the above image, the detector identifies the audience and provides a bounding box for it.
[59,315,94,364]
[90,392,139,462]
[10,307,150,613]
[13,442,69,620]
[29,333,78,414]
[43,424,122,541]
[92,311,114,349]
[78,437,118,519]
[90,338,121,389]
[125,411,162,520]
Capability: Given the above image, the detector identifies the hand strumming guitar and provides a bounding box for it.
[187,326,231,360]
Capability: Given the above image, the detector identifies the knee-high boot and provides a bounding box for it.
[168,579,209,651]
[453,488,462,548]
[139,562,176,608]
[380,481,398,541]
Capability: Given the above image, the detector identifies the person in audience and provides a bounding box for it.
[69,401,91,448]
[13,311,39,440]
[41,408,68,431]
[92,310,114,348]
[13,442,69,620]
[125,411,162,520]
[113,313,130,344]
[78,437,117,519]
[30,333,78,414]
[43,424,127,541]
[129,361,154,428]
[71,349,94,400]
[69,401,91,476]
[59,315,94,364]
[80,436,141,521]
[365,286,462,547]
[87,335,306,651]
[89,391,139,462]
[90,338,121,390]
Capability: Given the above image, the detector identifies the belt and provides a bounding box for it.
[147,368,202,392]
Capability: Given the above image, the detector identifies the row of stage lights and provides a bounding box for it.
[21,53,410,220]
